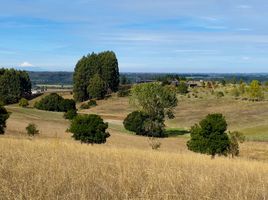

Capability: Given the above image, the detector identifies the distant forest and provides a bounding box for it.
[28,71,268,86]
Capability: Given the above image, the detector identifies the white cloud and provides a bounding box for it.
[19,61,33,67]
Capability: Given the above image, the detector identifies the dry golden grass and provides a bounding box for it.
[0,137,268,200]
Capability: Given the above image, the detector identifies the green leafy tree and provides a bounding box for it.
[35,93,64,111]
[64,109,77,120]
[26,123,39,136]
[19,98,29,107]
[227,131,245,158]
[68,114,110,144]
[177,82,188,94]
[59,99,76,112]
[73,51,119,102]
[187,113,230,158]
[87,74,106,99]
[0,69,31,104]
[248,80,264,101]
[130,83,178,137]
[35,93,76,112]
[123,111,149,135]
[0,104,9,134]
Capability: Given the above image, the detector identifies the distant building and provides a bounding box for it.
[31,89,42,95]
[187,80,203,88]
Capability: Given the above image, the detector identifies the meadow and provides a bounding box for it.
[1,87,268,199]
[1,138,268,200]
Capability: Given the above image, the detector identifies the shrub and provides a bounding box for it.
[228,131,245,158]
[19,98,29,107]
[64,109,77,120]
[187,113,230,158]
[69,114,110,144]
[0,105,10,134]
[177,82,188,94]
[148,137,161,150]
[34,93,64,111]
[35,93,76,112]
[80,103,90,110]
[26,123,39,136]
[80,100,97,110]
[59,99,76,112]
[118,88,130,97]
[215,91,224,98]
[88,100,97,107]
[123,111,150,135]
[117,85,131,97]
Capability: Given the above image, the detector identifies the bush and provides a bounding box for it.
[68,114,110,144]
[64,109,77,120]
[34,93,64,111]
[117,85,131,97]
[215,91,224,98]
[177,82,188,94]
[0,105,10,134]
[123,111,149,135]
[80,100,97,110]
[19,98,29,107]
[26,123,39,136]
[80,103,90,110]
[59,99,76,112]
[228,131,245,158]
[117,89,130,97]
[187,113,230,158]
[35,93,76,112]
[88,100,97,107]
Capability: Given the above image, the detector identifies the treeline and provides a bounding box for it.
[0,68,31,104]
[28,71,73,86]
[73,51,119,102]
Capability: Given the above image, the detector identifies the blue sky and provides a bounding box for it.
[1,0,268,72]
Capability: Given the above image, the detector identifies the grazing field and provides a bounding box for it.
[1,90,268,199]
[0,138,268,200]
[81,94,268,141]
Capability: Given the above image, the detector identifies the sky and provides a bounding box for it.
[1,0,268,73]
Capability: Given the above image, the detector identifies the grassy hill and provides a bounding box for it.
[0,138,268,200]
[1,88,268,199]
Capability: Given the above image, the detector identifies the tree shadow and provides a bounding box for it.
[164,129,190,137]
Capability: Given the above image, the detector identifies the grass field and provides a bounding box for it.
[0,138,268,200]
[1,90,268,199]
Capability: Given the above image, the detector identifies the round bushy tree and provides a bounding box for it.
[0,105,9,134]
[187,113,230,158]
[177,82,188,94]
[123,111,149,135]
[130,83,178,137]
[34,93,64,111]
[26,123,39,136]
[69,114,110,144]
[19,98,29,107]
[64,109,77,120]
[59,99,76,112]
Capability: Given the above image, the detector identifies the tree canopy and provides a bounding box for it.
[69,114,110,144]
[0,104,10,134]
[187,113,230,158]
[73,51,119,102]
[0,68,31,104]
[87,74,106,100]
[129,83,178,137]
[248,80,264,101]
